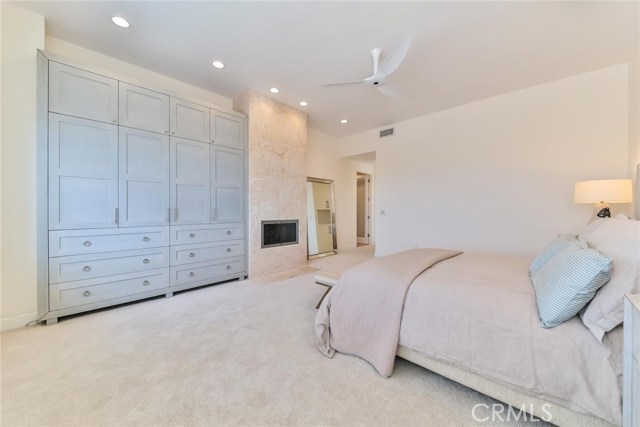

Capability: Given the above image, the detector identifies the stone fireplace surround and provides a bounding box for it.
[234,91,308,278]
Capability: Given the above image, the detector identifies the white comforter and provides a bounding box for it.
[316,250,623,426]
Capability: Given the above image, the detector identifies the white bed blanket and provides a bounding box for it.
[315,248,461,378]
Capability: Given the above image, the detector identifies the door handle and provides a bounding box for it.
[211,208,217,221]
[173,208,178,222]
[115,207,119,225]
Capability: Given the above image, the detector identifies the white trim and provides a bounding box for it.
[1,312,38,332]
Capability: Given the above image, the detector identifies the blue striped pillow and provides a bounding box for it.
[529,235,578,276]
[531,242,613,328]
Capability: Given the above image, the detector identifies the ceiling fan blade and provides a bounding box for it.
[378,34,412,77]
[321,80,365,87]
[377,82,402,98]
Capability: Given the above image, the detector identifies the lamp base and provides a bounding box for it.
[590,202,611,222]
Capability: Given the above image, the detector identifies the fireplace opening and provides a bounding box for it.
[261,220,299,248]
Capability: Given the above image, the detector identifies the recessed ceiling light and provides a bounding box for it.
[270,87,280,94]
[111,16,130,28]
[340,119,348,124]
[299,101,308,107]
[211,61,225,69]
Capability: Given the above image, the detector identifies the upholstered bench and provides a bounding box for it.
[313,272,340,309]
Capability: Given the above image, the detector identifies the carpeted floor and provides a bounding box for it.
[2,247,550,427]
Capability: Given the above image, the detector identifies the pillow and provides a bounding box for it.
[578,218,606,242]
[531,241,613,328]
[579,217,640,340]
[529,234,578,276]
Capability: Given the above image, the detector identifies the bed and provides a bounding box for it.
[315,215,639,427]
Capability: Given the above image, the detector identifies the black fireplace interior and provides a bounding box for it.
[262,220,299,248]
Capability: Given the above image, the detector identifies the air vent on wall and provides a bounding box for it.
[379,128,394,138]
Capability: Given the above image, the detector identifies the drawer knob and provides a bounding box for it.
[83,290,91,297]
[143,258,150,264]
[143,236,150,242]
[83,266,91,272]
[83,241,92,247]
[189,252,196,258]
[189,233,196,238]
[189,272,195,277]
[143,280,150,286]
[226,265,231,270]
[226,230,231,235]
[226,248,231,253]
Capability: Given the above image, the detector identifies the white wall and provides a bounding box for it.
[307,128,374,250]
[336,64,632,258]
[0,3,45,331]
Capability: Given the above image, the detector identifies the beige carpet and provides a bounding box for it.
[2,247,549,427]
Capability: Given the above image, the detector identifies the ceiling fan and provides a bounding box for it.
[322,34,412,98]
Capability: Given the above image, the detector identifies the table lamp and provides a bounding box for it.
[574,179,633,218]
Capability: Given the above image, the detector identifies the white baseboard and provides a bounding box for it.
[1,312,37,332]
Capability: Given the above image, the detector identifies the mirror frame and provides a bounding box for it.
[307,177,338,260]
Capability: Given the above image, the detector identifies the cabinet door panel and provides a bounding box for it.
[170,98,209,143]
[49,62,118,123]
[211,111,245,150]
[119,82,169,134]
[170,137,210,225]
[211,146,244,223]
[119,128,170,227]
[49,114,118,230]
[213,188,243,223]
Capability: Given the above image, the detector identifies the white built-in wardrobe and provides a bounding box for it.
[36,51,248,325]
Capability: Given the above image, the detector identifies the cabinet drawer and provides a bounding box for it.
[49,268,169,311]
[170,257,244,287]
[49,227,169,256]
[170,224,244,245]
[49,247,170,284]
[170,240,244,266]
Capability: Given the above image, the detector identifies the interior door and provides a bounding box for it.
[356,175,370,244]
[170,137,211,225]
[211,146,244,223]
[49,113,119,230]
[119,127,170,227]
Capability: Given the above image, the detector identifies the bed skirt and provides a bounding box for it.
[396,346,617,427]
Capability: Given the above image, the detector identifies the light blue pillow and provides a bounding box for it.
[529,234,578,276]
[531,242,613,329]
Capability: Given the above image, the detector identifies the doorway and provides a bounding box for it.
[356,173,371,246]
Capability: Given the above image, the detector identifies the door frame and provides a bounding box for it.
[356,173,371,245]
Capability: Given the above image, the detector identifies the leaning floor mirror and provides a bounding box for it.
[306,177,337,259]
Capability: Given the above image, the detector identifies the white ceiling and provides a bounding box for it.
[15,1,639,137]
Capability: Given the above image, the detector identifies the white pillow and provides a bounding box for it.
[579,217,640,341]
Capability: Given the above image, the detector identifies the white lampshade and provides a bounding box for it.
[574,179,633,204]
